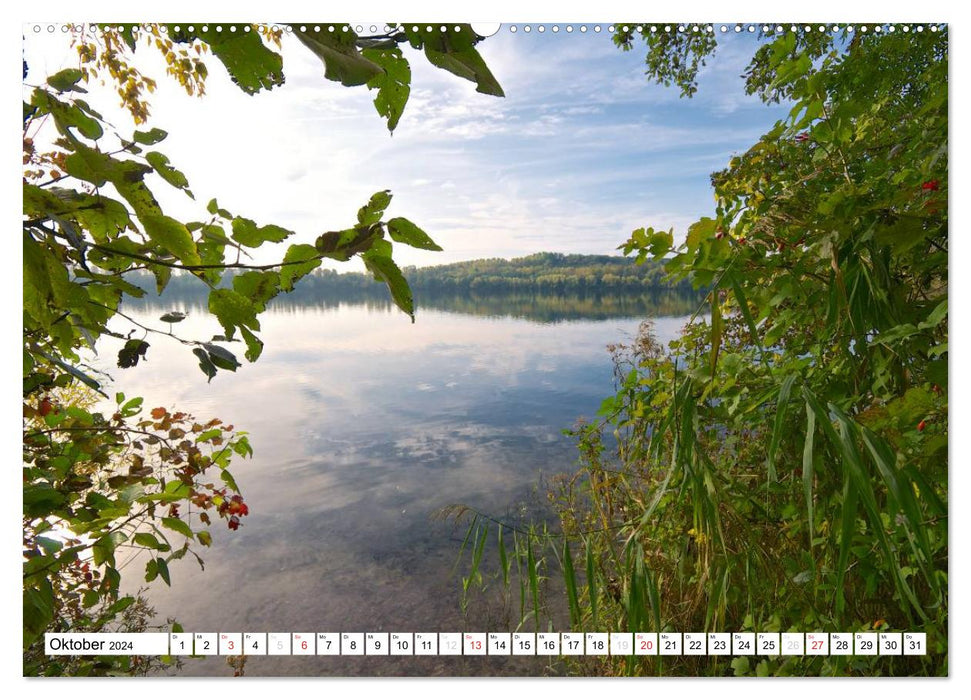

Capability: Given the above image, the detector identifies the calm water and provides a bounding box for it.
[102,297,692,675]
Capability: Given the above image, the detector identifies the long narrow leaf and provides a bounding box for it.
[709,286,723,375]
[802,406,817,558]
[470,522,488,585]
[527,537,540,632]
[497,524,509,587]
[453,514,478,575]
[766,373,798,482]
[562,539,582,629]
[860,426,939,596]
[829,405,927,622]
[586,538,599,631]
[728,272,767,361]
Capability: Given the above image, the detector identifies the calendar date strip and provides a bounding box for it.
[44,631,927,656]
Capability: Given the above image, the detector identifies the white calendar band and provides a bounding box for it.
[45,632,928,657]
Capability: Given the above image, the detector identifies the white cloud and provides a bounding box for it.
[22,27,787,269]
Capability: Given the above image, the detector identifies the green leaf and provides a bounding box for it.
[159,311,186,324]
[279,244,321,291]
[239,326,264,363]
[220,469,240,493]
[92,535,117,567]
[141,214,201,265]
[357,190,392,226]
[685,217,717,252]
[497,525,509,587]
[586,538,598,630]
[412,26,504,97]
[133,128,168,145]
[293,28,384,87]
[728,273,765,359]
[648,228,674,257]
[47,68,84,92]
[873,215,928,254]
[232,271,281,311]
[35,536,63,555]
[169,25,284,94]
[82,589,100,609]
[156,558,171,586]
[72,195,131,243]
[134,532,169,551]
[709,288,723,375]
[208,288,259,335]
[192,347,217,382]
[117,339,149,369]
[362,245,414,320]
[562,539,581,628]
[24,485,68,517]
[203,344,241,372]
[24,555,56,578]
[526,537,540,632]
[766,374,798,482]
[32,347,104,395]
[363,46,411,132]
[387,217,442,251]
[731,656,750,676]
[24,580,56,644]
[45,93,103,140]
[108,596,136,615]
[803,408,817,555]
[919,299,947,330]
[315,226,378,261]
[145,151,191,193]
[162,517,194,539]
[231,217,294,247]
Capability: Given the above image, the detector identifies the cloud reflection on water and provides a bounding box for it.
[97,303,688,675]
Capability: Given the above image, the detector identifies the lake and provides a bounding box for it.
[103,294,696,675]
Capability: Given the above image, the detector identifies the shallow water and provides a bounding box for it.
[98,298,690,676]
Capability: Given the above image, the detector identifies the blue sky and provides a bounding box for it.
[23,25,792,269]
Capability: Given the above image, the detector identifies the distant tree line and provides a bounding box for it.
[404,251,693,293]
[125,251,696,301]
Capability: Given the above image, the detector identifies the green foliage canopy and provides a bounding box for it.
[572,25,948,674]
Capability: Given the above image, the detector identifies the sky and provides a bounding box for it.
[22,24,791,270]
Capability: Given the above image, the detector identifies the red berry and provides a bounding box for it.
[917,420,927,432]
[921,180,940,191]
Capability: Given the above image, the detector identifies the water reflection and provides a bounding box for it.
[125,283,705,324]
[99,299,690,675]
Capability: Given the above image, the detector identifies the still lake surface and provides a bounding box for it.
[105,293,695,675]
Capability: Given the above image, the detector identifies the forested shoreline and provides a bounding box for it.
[124,251,695,300]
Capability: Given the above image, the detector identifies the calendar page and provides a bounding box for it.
[20,0,950,683]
